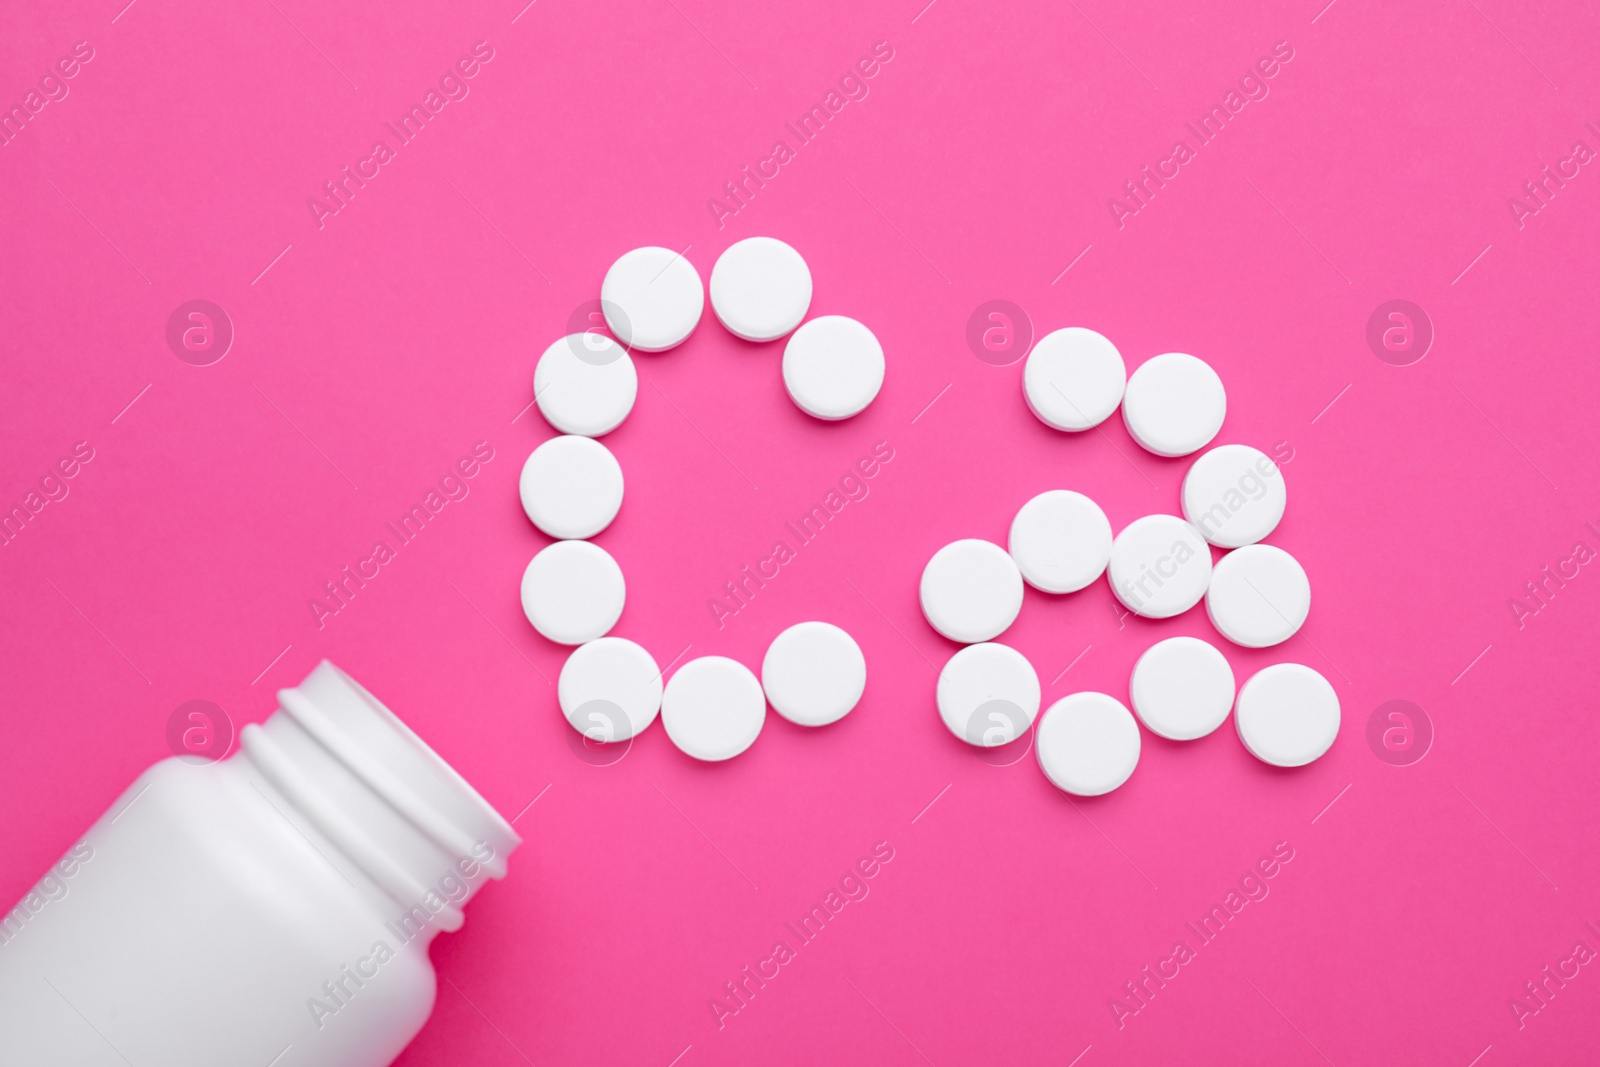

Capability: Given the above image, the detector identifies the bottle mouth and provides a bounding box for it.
[240,661,520,931]
[289,662,521,869]
[296,662,520,860]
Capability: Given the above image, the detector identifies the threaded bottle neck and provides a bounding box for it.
[238,662,518,939]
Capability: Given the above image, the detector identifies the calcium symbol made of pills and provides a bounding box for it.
[513,243,1338,799]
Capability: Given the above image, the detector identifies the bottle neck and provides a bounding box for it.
[237,662,519,942]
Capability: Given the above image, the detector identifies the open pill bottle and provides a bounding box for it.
[0,661,518,1067]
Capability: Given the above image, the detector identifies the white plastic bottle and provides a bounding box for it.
[0,662,519,1067]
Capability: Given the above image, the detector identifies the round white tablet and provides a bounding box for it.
[935,642,1041,747]
[518,435,624,540]
[1022,327,1126,432]
[1129,636,1236,740]
[781,315,885,420]
[601,246,704,352]
[1008,490,1113,594]
[1122,352,1226,457]
[533,333,638,437]
[558,637,662,743]
[920,539,1024,643]
[1107,515,1212,619]
[761,621,866,727]
[519,540,625,645]
[661,656,766,761]
[709,237,812,342]
[1035,692,1141,796]
[1234,663,1339,767]
[1182,444,1286,548]
[1207,544,1311,648]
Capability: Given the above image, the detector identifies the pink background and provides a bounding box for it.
[4,0,1600,1063]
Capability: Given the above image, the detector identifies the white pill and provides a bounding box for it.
[520,540,625,645]
[518,435,624,540]
[533,333,637,437]
[1122,352,1226,457]
[920,539,1024,643]
[936,642,1041,747]
[661,656,766,761]
[761,621,866,727]
[710,237,812,342]
[1008,490,1113,594]
[558,637,662,743]
[1036,692,1141,796]
[1129,636,1235,740]
[1207,544,1311,648]
[1234,663,1339,767]
[782,315,885,420]
[1182,444,1286,548]
[601,246,704,352]
[1107,515,1212,619]
[1022,327,1126,431]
